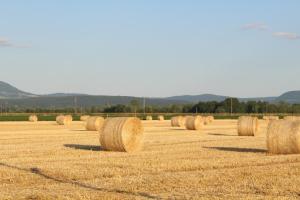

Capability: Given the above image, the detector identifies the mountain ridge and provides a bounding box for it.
[0,81,300,108]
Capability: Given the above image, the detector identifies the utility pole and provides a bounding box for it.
[143,97,146,116]
[230,98,233,116]
[74,96,78,114]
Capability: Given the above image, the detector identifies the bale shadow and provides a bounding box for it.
[64,144,103,151]
[208,133,237,137]
[169,128,186,131]
[0,162,158,199]
[203,146,266,153]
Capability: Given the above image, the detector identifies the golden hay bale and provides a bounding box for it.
[267,120,300,154]
[146,116,153,121]
[99,117,144,152]
[171,116,186,127]
[203,116,214,125]
[86,116,105,131]
[263,116,279,121]
[56,115,67,125]
[185,116,203,130]
[237,116,259,136]
[80,115,90,121]
[157,115,164,121]
[207,115,214,122]
[284,116,300,121]
[29,115,38,122]
[65,115,73,123]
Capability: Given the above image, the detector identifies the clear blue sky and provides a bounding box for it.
[0,1,299,97]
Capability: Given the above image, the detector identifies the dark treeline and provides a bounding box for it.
[1,98,300,114]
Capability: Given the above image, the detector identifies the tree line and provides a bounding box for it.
[2,98,300,114]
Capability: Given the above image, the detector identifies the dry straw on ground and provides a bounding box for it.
[185,116,203,130]
[86,116,105,131]
[237,116,259,136]
[146,116,153,121]
[80,115,90,121]
[99,117,144,152]
[267,120,300,154]
[157,115,164,121]
[28,115,38,122]
[284,116,300,121]
[171,116,186,127]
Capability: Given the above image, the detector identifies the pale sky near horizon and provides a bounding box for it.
[0,1,299,98]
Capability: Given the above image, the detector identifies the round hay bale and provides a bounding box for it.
[171,116,186,127]
[207,116,214,123]
[185,116,203,130]
[99,117,144,152]
[56,115,69,125]
[263,116,279,121]
[284,116,300,121]
[203,116,214,125]
[146,116,153,121]
[65,115,73,123]
[86,116,105,131]
[267,120,300,154]
[29,115,38,122]
[80,115,90,121]
[157,115,164,121]
[237,116,259,136]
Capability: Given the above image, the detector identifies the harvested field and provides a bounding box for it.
[1,120,300,199]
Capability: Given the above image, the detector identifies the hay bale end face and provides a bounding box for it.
[100,117,144,152]
[263,116,279,121]
[157,115,164,121]
[171,116,186,127]
[267,120,300,154]
[80,115,90,121]
[185,116,203,130]
[146,116,153,121]
[86,116,105,131]
[203,116,214,125]
[237,116,259,136]
[29,115,38,122]
[56,115,71,125]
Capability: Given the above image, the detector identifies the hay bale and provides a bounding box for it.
[284,116,300,121]
[203,116,214,125]
[99,117,144,152]
[29,115,38,122]
[263,116,279,121]
[146,116,153,121]
[65,115,73,123]
[207,116,214,122]
[185,116,203,130]
[237,116,259,136]
[267,120,300,154]
[56,115,71,125]
[171,116,186,127]
[80,115,90,121]
[157,115,164,121]
[86,116,105,131]
[56,115,67,125]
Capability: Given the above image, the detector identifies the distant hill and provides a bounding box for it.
[0,95,187,108]
[166,94,228,103]
[166,94,277,103]
[0,81,37,99]
[275,91,300,104]
[0,81,300,108]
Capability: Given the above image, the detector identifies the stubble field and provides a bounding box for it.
[0,119,300,200]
